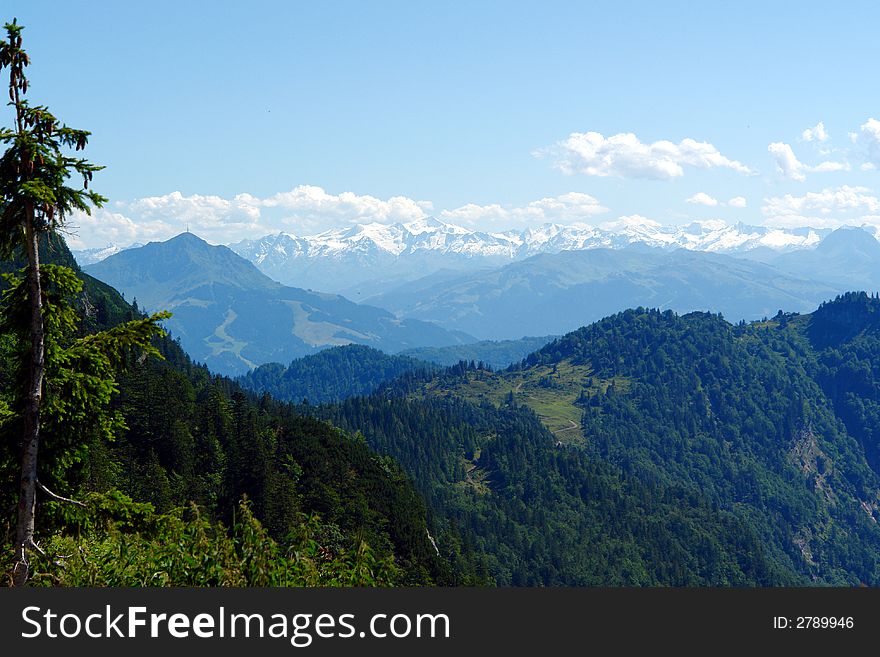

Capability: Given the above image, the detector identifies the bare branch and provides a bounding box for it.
[26,537,46,558]
[36,479,86,508]
[27,538,68,569]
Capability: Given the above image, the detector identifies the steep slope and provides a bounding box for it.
[318,386,789,585]
[319,302,880,585]
[803,292,880,477]
[85,233,473,375]
[371,248,838,339]
[539,308,880,583]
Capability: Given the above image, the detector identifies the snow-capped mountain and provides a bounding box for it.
[71,242,142,266]
[225,217,830,294]
[73,217,835,295]
[233,217,827,262]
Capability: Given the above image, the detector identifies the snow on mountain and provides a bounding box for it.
[75,218,834,294]
[217,218,835,293]
[240,218,822,261]
[71,243,142,266]
[78,218,831,268]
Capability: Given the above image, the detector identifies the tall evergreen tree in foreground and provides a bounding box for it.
[0,19,166,585]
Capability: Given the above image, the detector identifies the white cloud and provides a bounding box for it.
[811,160,850,173]
[728,196,747,208]
[264,185,432,225]
[685,192,719,207]
[441,192,608,226]
[768,142,849,181]
[124,191,261,224]
[855,118,880,165]
[68,187,611,247]
[534,131,752,179]
[110,191,268,245]
[516,192,609,221]
[66,186,437,247]
[439,203,508,224]
[762,185,880,228]
[65,208,176,250]
[802,121,828,142]
[768,142,807,181]
[862,162,877,171]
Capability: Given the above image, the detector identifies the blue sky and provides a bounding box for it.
[4,1,880,247]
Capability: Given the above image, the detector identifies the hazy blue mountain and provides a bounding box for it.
[401,335,557,369]
[85,233,473,375]
[227,218,830,295]
[769,227,880,291]
[229,219,513,295]
[370,247,839,339]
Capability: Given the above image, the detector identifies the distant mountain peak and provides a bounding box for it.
[815,226,880,257]
[85,232,281,308]
[168,230,207,243]
[83,233,474,376]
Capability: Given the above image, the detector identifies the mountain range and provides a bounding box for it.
[81,223,880,374]
[84,233,472,375]
[72,242,143,265]
[74,217,839,296]
[226,217,832,295]
[368,247,840,339]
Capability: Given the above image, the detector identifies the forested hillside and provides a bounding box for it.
[8,240,880,587]
[1,239,454,585]
[306,299,880,585]
[316,388,788,585]
[536,307,880,583]
[237,345,433,404]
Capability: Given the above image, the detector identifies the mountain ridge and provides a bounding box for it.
[85,233,473,375]
[369,247,840,339]
[74,218,844,295]
[227,218,833,292]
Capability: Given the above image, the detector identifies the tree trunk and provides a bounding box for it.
[12,209,44,587]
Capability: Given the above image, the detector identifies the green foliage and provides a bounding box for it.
[530,307,880,584]
[310,303,880,586]
[313,391,784,586]
[104,345,450,583]
[0,18,461,588]
[0,263,168,496]
[238,344,434,404]
[20,494,399,587]
[0,237,444,587]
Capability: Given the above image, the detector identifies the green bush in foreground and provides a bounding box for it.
[4,491,399,587]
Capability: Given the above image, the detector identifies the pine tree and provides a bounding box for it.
[0,19,167,585]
